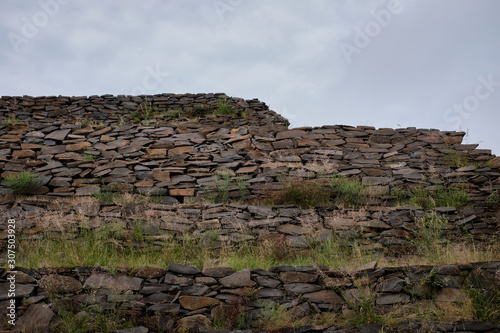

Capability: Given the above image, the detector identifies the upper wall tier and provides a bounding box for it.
[0,94,499,203]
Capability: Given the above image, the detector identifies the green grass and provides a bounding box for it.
[444,149,475,168]
[54,295,134,333]
[407,212,452,263]
[92,190,118,203]
[214,98,236,116]
[265,178,331,208]
[2,171,42,195]
[82,149,97,161]
[131,96,158,124]
[80,118,105,129]
[467,285,500,323]
[343,280,387,326]
[486,190,499,207]
[390,185,470,209]
[204,170,250,203]
[329,175,368,207]
[3,114,23,129]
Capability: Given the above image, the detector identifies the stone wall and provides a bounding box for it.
[1,94,500,332]
[1,262,499,332]
[1,94,498,202]
[1,198,497,253]
[1,94,499,248]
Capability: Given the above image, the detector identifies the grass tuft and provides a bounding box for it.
[3,171,42,195]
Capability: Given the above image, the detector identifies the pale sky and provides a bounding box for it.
[1,0,499,154]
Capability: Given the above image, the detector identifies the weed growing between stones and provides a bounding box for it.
[2,113,23,128]
[444,148,475,168]
[342,277,386,326]
[53,292,134,333]
[265,177,331,207]
[257,302,297,331]
[92,190,118,203]
[390,185,470,209]
[466,267,500,323]
[82,148,98,161]
[204,169,250,203]
[131,96,159,125]
[2,170,42,195]
[486,190,499,207]
[214,97,236,116]
[328,175,368,207]
[407,212,449,259]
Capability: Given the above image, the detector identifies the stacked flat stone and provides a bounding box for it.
[0,262,498,332]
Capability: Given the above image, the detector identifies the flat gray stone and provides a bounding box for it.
[255,275,281,288]
[45,129,71,141]
[376,293,410,305]
[284,283,322,294]
[379,277,405,293]
[163,274,194,286]
[302,290,344,304]
[39,275,83,294]
[220,269,256,288]
[113,327,149,333]
[168,263,201,275]
[84,273,143,292]
[0,283,34,301]
[17,304,55,332]
[279,272,318,284]
[202,267,235,278]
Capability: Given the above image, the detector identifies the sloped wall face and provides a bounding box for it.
[1,262,499,332]
[0,94,499,245]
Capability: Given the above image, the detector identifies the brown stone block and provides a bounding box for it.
[153,168,171,181]
[12,149,36,158]
[168,146,193,156]
[169,188,195,196]
[66,142,91,152]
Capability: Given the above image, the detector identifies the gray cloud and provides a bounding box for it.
[1,0,498,154]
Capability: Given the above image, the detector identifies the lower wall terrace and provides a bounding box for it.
[1,198,498,253]
[1,262,499,332]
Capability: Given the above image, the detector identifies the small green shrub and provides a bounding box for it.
[189,106,210,117]
[131,96,158,124]
[445,149,474,168]
[214,98,236,116]
[396,185,470,209]
[3,171,42,195]
[433,186,470,209]
[257,303,295,331]
[486,191,499,207]
[80,118,105,129]
[467,283,500,322]
[409,212,449,255]
[329,175,367,207]
[82,149,97,161]
[266,178,331,207]
[389,186,409,204]
[93,190,117,203]
[207,171,250,203]
[3,114,23,129]
[407,186,433,208]
[343,279,386,326]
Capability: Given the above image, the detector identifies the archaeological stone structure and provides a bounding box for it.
[0,94,499,332]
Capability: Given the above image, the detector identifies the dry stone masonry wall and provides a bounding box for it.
[0,94,500,332]
[0,262,499,332]
[0,94,499,247]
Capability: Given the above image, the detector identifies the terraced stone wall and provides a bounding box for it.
[1,94,498,202]
[0,94,499,247]
[1,199,497,254]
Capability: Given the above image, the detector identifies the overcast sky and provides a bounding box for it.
[1,0,499,155]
